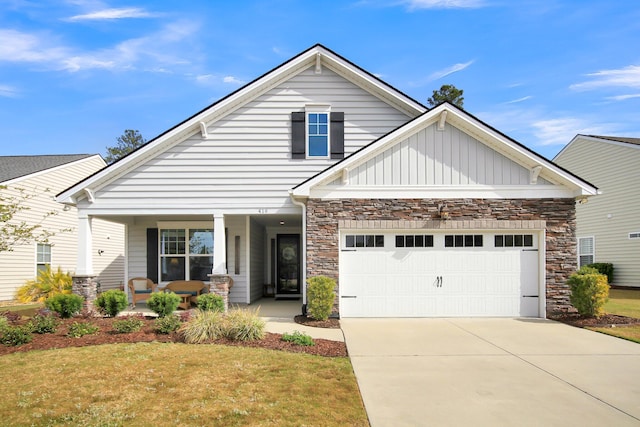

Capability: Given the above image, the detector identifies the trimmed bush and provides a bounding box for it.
[568,266,610,318]
[154,314,181,334]
[0,316,9,333]
[147,292,180,317]
[1,325,33,346]
[196,293,225,312]
[306,276,336,321]
[16,266,73,303]
[67,321,100,338]
[587,263,614,284]
[28,312,60,334]
[282,330,315,346]
[95,290,128,317]
[180,309,225,343]
[223,308,265,341]
[112,316,144,333]
[45,293,83,318]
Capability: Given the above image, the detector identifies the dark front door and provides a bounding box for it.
[277,234,300,295]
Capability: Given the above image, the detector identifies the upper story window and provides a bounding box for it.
[307,113,329,157]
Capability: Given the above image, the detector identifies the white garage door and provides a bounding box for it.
[339,232,540,318]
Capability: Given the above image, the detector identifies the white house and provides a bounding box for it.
[0,154,125,301]
[554,134,639,287]
[57,45,596,318]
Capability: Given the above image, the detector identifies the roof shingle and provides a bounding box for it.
[0,154,96,183]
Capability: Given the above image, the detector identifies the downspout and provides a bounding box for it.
[289,191,307,314]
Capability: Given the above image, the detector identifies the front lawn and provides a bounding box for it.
[587,288,640,344]
[0,343,369,426]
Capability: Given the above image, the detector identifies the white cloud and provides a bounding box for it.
[570,65,640,91]
[403,0,486,9]
[195,74,215,84]
[531,118,608,146]
[605,93,640,102]
[0,84,19,98]
[504,96,532,104]
[428,60,474,81]
[0,29,68,63]
[66,7,160,21]
[223,76,245,85]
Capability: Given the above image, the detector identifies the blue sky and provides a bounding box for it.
[1,0,639,160]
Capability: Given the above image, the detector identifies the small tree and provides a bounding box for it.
[568,266,610,318]
[16,266,72,303]
[104,129,147,164]
[306,276,336,321]
[427,84,464,108]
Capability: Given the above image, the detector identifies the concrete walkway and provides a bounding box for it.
[341,318,640,427]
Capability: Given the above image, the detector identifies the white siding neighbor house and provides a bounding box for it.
[58,45,596,318]
[0,155,125,301]
[554,135,640,288]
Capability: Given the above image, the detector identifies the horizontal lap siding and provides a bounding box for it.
[350,123,547,186]
[555,140,640,287]
[97,66,411,211]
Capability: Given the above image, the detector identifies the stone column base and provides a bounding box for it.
[72,275,98,314]
[209,274,231,312]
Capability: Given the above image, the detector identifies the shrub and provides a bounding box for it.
[28,312,60,334]
[306,276,336,321]
[587,263,614,284]
[568,266,610,318]
[0,316,9,333]
[196,293,225,312]
[282,330,315,346]
[154,314,182,334]
[45,293,83,318]
[112,316,144,333]
[16,266,72,303]
[67,321,100,338]
[147,292,180,317]
[223,308,265,341]
[180,309,225,343]
[1,325,33,346]
[95,289,128,317]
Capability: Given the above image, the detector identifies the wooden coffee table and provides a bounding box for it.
[177,293,191,310]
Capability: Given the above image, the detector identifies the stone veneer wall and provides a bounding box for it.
[305,198,576,315]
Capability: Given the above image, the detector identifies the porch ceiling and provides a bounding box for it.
[250,214,302,228]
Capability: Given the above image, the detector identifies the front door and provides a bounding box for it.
[277,234,300,296]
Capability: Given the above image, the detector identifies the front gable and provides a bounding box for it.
[293,103,597,200]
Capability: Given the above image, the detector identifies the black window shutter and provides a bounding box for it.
[330,112,344,159]
[291,112,306,159]
[146,228,158,283]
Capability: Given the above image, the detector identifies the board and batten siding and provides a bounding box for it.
[0,156,124,300]
[95,66,412,213]
[555,138,640,287]
[343,122,551,186]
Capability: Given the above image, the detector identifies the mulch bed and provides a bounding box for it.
[549,313,640,328]
[294,315,341,329]
[0,315,347,357]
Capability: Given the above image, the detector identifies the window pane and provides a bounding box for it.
[161,257,185,281]
[474,235,483,247]
[375,235,384,247]
[455,235,463,247]
[355,235,364,247]
[319,124,328,134]
[524,235,533,247]
[365,235,375,247]
[346,235,355,247]
[415,235,424,247]
[309,136,328,156]
[189,229,213,255]
[406,235,414,247]
[515,235,523,247]
[425,235,434,247]
[318,114,328,124]
[495,235,504,247]
[161,229,186,255]
[309,113,318,123]
[505,235,514,247]
[445,235,453,247]
[190,256,213,281]
[464,235,474,247]
[396,235,404,247]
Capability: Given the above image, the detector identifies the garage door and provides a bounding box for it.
[339,232,540,317]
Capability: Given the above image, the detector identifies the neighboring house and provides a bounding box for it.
[57,45,596,318]
[554,135,639,288]
[0,154,125,301]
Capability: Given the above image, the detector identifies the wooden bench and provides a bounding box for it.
[165,280,206,307]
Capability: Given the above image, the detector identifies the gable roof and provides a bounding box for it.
[585,135,640,146]
[57,44,427,204]
[0,154,97,184]
[554,134,640,161]
[292,102,598,197]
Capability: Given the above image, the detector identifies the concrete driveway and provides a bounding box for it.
[341,318,640,427]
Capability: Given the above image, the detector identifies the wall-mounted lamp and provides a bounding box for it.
[97,249,105,256]
[279,220,285,225]
[63,205,71,211]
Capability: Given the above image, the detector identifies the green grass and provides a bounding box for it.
[0,343,369,427]
[0,303,42,317]
[603,289,640,318]
[588,289,640,343]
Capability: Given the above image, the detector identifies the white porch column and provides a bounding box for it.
[212,213,227,274]
[76,213,94,275]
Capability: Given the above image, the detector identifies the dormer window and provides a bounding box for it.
[291,106,344,160]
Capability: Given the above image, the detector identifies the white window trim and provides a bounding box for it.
[578,236,595,267]
[158,226,214,284]
[305,104,331,159]
[35,243,52,275]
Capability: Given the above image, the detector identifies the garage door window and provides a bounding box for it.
[445,234,483,247]
[345,235,384,248]
[495,234,534,247]
[395,235,434,248]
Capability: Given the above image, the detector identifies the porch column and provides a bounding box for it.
[212,213,227,274]
[73,213,98,313]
